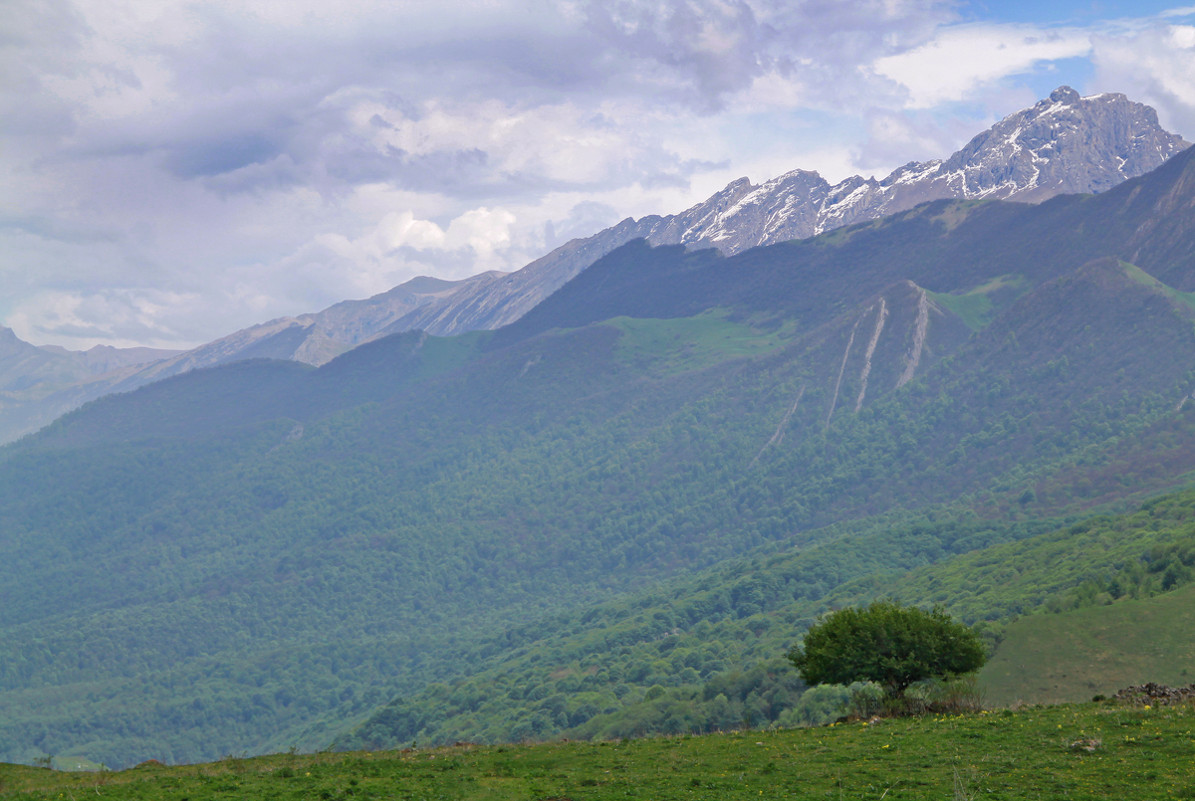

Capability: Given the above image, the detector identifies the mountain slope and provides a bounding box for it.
[2,128,1195,768]
[339,480,1195,751]
[982,583,1195,706]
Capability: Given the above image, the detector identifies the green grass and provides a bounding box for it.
[607,311,792,373]
[48,756,106,772]
[982,583,1195,707]
[6,702,1195,799]
[1119,261,1195,313]
[927,274,1028,331]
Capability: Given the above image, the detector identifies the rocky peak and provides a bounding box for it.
[652,87,1189,254]
[938,86,1189,198]
[1051,85,1081,104]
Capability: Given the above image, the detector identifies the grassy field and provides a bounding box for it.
[926,273,1027,331]
[4,701,1194,800]
[982,583,1195,707]
[609,311,793,372]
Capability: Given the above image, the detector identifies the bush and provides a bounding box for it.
[775,684,852,728]
[846,681,887,718]
[902,675,985,715]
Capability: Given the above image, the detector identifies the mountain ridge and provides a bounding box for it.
[377,86,1188,336]
[0,87,1186,445]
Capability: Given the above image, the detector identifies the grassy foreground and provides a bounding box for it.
[3,701,1194,800]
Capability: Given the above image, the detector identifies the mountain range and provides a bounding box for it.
[1,86,1187,445]
[2,97,1195,768]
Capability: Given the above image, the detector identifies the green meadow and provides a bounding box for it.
[4,700,1193,800]
[983,583,1195,706]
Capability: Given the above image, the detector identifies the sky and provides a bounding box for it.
[3,0,1195,351]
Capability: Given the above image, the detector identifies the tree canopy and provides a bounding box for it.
[787,601,986,695]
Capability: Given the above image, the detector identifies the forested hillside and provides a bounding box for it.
[2,146,1195,768]
[340,479,1195,749]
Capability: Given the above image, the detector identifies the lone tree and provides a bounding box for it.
[787,601,985,697]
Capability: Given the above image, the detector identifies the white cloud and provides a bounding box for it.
[852,110,981,171]
[376,211,448,252]
[7,288,206,350]
[874,23,1093,107]
[444,208,518,262]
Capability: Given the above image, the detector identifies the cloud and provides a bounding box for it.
[564,0,962,114]
[853,109,993,171]
[36,0,955,194]
[376,211,449,252]
[7,289,206,350]
[873,23,1094,107]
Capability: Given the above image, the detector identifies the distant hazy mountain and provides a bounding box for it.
[0,87,1186,445]
[177,86,1190,353]
[0,276,491,443]
[0,326,178,442]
